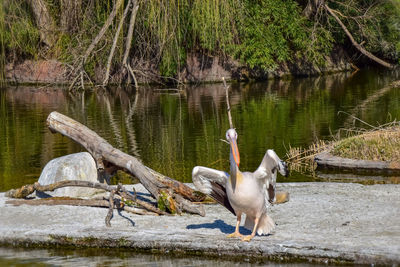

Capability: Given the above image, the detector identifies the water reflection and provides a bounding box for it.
[0,247,317,266]
[0,69,399,191]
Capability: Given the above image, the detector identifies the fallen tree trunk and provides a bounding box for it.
[7,198,110,207]
[46,111,205,215]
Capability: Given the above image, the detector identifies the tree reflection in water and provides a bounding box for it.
[0,69,399,191]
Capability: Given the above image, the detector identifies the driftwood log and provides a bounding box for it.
[5,180,166,226]
[6,198,159,216]
[5,180,176,226]
[46,111,205,216]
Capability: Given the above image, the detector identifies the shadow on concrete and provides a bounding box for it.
[117,209,135,227]
[186,219,251,235]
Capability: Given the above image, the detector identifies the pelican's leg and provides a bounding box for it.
[241,216,260,242]
[227,212,243,238]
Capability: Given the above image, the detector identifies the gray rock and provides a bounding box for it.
[37,152,100,198]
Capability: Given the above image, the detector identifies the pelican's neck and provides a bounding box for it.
[229,148,238,189]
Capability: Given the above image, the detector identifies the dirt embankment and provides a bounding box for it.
[5,48,351,85]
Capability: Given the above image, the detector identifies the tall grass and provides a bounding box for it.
[1,0,41,85]
[134,0,240,77]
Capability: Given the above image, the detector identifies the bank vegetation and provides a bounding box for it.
[1,0,399,87]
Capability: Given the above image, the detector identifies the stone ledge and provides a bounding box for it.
[0,182,399,265]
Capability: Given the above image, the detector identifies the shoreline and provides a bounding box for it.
[4,55,351,86]
[1,182,399,265]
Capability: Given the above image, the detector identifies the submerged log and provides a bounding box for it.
[46,111,204,215]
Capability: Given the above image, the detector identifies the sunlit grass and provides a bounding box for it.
[286,122,400,175]
[332,125,400,162]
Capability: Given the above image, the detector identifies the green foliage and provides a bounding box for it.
[233,0,311,70]
[327,0,400,63]
[304,23,334,66]
[190,0,240,52]
[1,0,399,82]
[379,1,400,63]
[134,0,186,77]
[1,0,40,60]
[136,0,239,77]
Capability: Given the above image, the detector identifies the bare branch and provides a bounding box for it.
[82,0,124,65]
[103,0,132,86]
[222,77,234,129]
[324,4,394,69]
[69,0,124,90]
[123,1,140,86]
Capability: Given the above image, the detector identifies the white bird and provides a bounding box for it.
[192,128,288,241]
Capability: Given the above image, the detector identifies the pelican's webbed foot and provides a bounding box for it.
[241,234,255,242]
[227,231,243,239]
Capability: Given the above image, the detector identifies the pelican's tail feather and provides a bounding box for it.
[244,213,275,236]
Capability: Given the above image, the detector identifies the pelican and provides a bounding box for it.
[192,128,288,242]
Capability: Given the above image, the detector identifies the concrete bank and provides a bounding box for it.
[0,183,399,265]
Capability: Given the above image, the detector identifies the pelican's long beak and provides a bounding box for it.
[230,138,240,167]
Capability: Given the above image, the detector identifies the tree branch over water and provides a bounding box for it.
[323,3,394,69]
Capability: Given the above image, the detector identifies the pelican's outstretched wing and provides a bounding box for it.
[253,149,289,203]
[192,166,235,215]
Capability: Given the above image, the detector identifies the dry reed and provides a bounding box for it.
[285,121,400,175]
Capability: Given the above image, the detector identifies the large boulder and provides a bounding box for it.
[37,152,101,198]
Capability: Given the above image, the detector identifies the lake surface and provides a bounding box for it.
[1,69,400,192]
[0,247,320,267]
[1,69,399,265]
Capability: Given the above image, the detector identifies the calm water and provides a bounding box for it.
[0,247,321,267]
[1,69,400,192]
[1,69,400,265]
